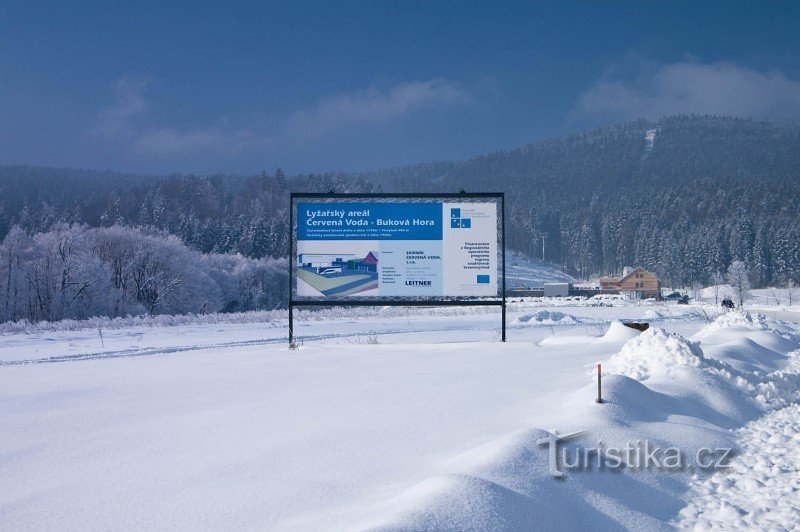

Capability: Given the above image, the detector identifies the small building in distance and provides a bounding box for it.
[600,267,661,299]
[543,282,572,297]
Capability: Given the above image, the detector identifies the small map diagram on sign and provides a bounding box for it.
[296,251,379,296]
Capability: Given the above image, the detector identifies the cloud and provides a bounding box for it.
[92,76,470,158]
[92,74,150,137]
[134,126,267,156]
[92,75,268,155]
[286,78,471,141]
[572,60,800,122]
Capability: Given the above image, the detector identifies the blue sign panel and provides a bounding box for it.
[294,200,498,299]
[297,202,442,241]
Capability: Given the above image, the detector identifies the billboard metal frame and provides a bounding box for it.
[288,192,506,345]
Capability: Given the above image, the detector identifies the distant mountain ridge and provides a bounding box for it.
[365,115,800,190]
[2,115,799,287]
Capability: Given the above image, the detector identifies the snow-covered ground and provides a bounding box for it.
[2,294,799,530]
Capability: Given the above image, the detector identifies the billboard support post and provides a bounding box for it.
[288,192,506,347]
[501,193,506,342]
[288,194,295,347]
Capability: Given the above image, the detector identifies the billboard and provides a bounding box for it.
[291,194,503,301]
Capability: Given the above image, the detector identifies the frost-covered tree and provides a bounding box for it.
[691,281,703,302]
[710,271,725,306]
[0,225,288,324]
[0,226,35,322]
[726,260,751,308]
[25,224,112,321]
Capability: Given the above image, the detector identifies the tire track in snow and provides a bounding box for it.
[0,324,500,366]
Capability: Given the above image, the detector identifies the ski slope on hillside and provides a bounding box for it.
[505,251,575,288]
[2,295,799,530]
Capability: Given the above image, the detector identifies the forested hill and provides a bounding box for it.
[2,114,800,288]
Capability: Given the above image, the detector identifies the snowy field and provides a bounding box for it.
[2,291,800,530]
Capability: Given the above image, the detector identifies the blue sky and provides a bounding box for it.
[2,1,800,175]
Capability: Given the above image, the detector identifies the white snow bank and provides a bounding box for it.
[642,309,666,320]
[362,422,681,531]
[363,315,800,530]
[677,403,800,530]
[755,348,800,410]
[604,327,800,411]
[692,310,795,342]
[598,321,642,343]
[368,359,782,530]
[535,320,639,347]
[710,310,771,330]
[357,429,609,531]
[703,337,789,373]
[603,327,708,381]
[692,310,800,374]
[513,310,580,326]
[587,372,761,435]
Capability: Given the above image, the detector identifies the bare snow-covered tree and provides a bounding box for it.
[726,261,751,308]
[22,225,112,322]
[205,253,288,312]
[0,225,288,324]
[710,271,725,306]
[691,281,703,303]
[788,279,797,307]
[95,228,220,315]
[88,225,143,315]
[770,288,781,306]
[0,227,35,322]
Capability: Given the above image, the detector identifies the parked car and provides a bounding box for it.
[317,267,342,275]
[721,298,735,309]
[677,295,690,305]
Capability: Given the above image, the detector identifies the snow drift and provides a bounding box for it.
[598,321,644,343]
[604,324,800,411]
[603,327,709,381]
[513,310,580,326]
